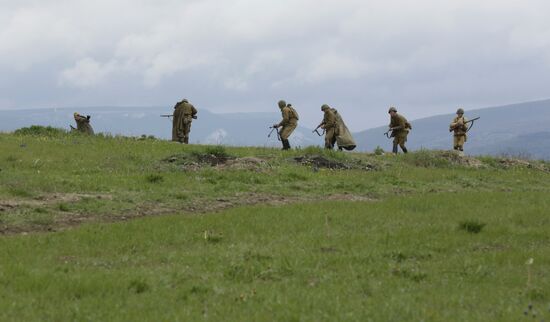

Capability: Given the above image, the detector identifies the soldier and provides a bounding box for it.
[73,113,94,135]
[317,104,337,149]
[388,107,411,154]
[272,100,299,150]
[449,108,468,151]
[173,98,197,144]
[331,107,356,151]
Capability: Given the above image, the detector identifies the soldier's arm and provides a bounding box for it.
[278,109,290,127]
[390,119,404,130]
[191,105,198,118]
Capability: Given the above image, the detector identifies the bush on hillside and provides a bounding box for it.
[14,125,67,137]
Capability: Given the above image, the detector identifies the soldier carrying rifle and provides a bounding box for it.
[165,98,197,144]
[272,100,299,150]
[449,108,480,152]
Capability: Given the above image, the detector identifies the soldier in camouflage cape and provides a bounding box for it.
[331,108,356,151]
[173,98,198,144]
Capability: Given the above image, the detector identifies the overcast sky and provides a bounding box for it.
[1,0,550,130]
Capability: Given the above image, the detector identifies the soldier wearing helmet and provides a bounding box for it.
[73,112,94,135]
[449,108,468,151]
[316,104,338,149]
[172,98,198,144]
[388,106,411,153]
[272,100,299,150]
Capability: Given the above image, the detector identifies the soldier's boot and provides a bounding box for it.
[282,139,290,150]
[392,143,398,154]
[183,137,189,144]
[402,147,408,153]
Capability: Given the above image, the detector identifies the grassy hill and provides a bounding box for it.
[1,127,550,321]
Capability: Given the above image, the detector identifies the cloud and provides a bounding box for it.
[59,58,116,88]
[3,0,550,130]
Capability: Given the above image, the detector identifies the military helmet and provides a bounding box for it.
[278,100,286,108]
[388,106,397,113]
[321,104,330,111]
[181,98,189,103]
[456,108,464,114]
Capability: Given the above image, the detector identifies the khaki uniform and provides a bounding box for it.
[278,106,299,140]
[74,115,94,135]
[389,113,410,146]
[332,108,356,151]
[450,116,468,151]
[173,101,197,144]
[388,112,411,153]
[321,108,337,149]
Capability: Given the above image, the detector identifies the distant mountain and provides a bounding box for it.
[0,106,321,148]
[354,99,550,159]
[1,99,550,159]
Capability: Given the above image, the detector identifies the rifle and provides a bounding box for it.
[312,124,325,136]
[70,125,76,131]
[383,129,392,139]
[162,115,197,119]
[268,126,281,141]
[450,116,480,133]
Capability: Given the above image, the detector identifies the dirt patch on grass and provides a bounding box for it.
[0,192,377,236]
[497,158,549,172]
[163,153,272,172]
[293,155,380,171]
[0,193,112,209]
[294,155,352,169]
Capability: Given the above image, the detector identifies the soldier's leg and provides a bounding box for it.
[399,135,408,153]
[184,122,191,144]
[457,135,465,151]
[284,139,291,150]
[280,126,289,150]
[392,137,399,154]
[453,136,459,150]
[324,128,335,149]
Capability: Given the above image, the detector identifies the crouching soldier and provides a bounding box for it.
[388,106,411,153]
[272,100,299,150]
[73,113,94,135]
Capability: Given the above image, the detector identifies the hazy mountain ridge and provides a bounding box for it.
[355,99,550,159]
[1,99,550,158]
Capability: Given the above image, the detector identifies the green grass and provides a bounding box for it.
[0,192,549,321]
[1,128,550,320]
[1,130,548,233]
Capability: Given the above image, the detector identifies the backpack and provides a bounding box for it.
[288,106,299,120]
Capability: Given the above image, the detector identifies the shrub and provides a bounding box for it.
[458,220,486,234]
[403,150,451,168]
[14,125,67,137]
[128,279,149,294]
[145,174,164,183]
[204,145,230,158]
[374,146,385,155]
